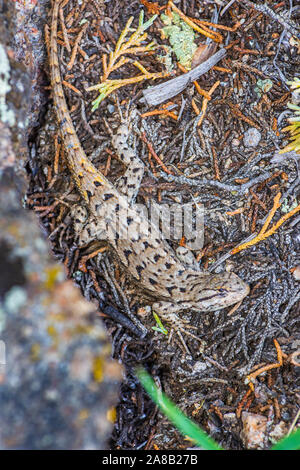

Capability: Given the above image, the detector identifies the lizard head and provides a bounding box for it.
[188,271,250,312]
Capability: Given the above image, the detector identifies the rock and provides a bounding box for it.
[292,265,300,281]
[0,1,121,449]
[269,421,288,444]
[241,412,267,449]
[243,128,262,148]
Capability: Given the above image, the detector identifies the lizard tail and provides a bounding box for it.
[50,1,82,158]
[49,0,107,201]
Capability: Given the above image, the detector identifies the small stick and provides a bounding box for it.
[160,169,272,194]
[142,49,226,106]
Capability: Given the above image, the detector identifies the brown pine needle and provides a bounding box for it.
[67,21,89,70]
[260,192,281,235]
[195,80,220,127]
[141,132,173,174]
[78,246,108,273]
[141,108,178,121]
[62,80,82,95]
[59,5,71,53]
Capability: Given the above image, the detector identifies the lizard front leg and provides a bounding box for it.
[175,246,201,271]
[111,122,145,204]
[71,204,107,247]
[152,301,201,342]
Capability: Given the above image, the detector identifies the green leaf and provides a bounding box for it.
[152,312,168,335]
[142,14,158,32]
[136,367,223,450]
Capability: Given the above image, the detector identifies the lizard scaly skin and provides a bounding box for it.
[50,0,249,325]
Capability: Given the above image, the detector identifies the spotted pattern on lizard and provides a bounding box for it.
[50,0,249,325]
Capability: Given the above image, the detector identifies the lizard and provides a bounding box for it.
[49,0,250,333]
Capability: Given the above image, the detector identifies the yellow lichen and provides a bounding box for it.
[92,356,104,383]
[106,406,117,423]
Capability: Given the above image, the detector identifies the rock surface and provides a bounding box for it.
[0,0,121,449]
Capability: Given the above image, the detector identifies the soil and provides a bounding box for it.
[22,0,300,450]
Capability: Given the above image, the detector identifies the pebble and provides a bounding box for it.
[232,138,240,147]
[269,421,288,443]
[241,412,267,449]
[243,128,262,148]
[292,265,300,281]
[193,361,207,373]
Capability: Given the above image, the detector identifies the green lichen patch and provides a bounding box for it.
[161,12,198,70]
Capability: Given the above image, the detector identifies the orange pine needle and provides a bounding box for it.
[169,1,223,43]
[246,339,283,392]
[231,193,300,255]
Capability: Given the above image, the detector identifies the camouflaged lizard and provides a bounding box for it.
[50,0,249,330]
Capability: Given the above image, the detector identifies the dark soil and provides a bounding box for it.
[26,0,300,450]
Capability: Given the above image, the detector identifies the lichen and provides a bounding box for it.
[254,78,273,97]
[161,12,198,69]
[0,44,16,127]
[4,286,27,314]
[93,356,104,383]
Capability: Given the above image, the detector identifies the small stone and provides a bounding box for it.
[269,421,288,444]
[107,104,115,114]
[292,265,300,281]
[243,128,262,148]
[138,305,151,316]
[241,412,267,449]
[192,361,207,373]
[232,138,240,147]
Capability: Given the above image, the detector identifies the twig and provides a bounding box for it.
[160,169,272,193]
[142,49,227,106]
